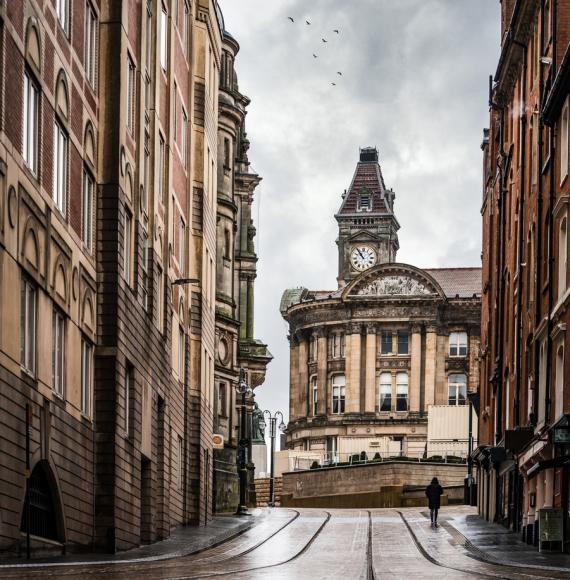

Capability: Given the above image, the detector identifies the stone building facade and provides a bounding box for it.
[476,0,570,549]
[0,0,267,556]
[281,148,481,461]
[212,26,271,513]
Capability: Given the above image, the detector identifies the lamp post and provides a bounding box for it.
[235,369,252,515]
[263,410,286,507]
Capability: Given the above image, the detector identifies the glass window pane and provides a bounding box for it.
[397,331,408,354]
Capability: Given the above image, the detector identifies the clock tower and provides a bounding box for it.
[335,147,400,287]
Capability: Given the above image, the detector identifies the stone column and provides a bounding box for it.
[289,335,300,421]
[544,468,554,507]
[246,276,254,339]
[345,324,361,413]
[424,325,437,410]
[410,324,422,413]
[364,324,377,413]
[298,334,309,417]
[316,329,328,415]
[536,472,544,511]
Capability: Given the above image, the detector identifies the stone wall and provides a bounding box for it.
[282,461,466,500]
[255,477,283,507]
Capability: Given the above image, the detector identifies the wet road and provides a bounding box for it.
[2,508,569,580]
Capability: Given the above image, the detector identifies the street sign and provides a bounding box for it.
[212,434,224,449]
[553,428,570,444]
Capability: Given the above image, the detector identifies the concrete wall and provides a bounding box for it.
[282,461,466,500]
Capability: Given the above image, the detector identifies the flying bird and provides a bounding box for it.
[331,82,336,86]
[288,16,294,22]
[333,29,340,34]
[306,20,311,25]
[337,71,343,76]
[322,38,328,43]
[313,54,318,58]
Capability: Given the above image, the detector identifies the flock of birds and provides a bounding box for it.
[287,16,343,86]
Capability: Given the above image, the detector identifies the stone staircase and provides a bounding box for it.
[254,477,283,507]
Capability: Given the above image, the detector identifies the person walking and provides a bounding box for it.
[425,477,444,528]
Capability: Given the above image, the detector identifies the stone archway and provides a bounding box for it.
[20,461,64,542]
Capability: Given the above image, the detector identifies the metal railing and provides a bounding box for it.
[292,449,468,471]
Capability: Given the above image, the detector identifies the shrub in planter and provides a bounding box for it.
[310,461,320,469]
[360,451,368,461]
[373,452,382,461]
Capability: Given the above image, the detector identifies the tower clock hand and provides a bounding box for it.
[357,248,365,260]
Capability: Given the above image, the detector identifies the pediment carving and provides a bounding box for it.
[355,275,435,297]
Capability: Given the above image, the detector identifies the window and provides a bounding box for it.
[82,170,94,251]
[562,100,569,183]
[179,218,185,272]
[23,72,39,174]
[556,345,564,417]
[159,133,166,204]
[56,0,68,33]
[142,234,150,311]
[311,376,318,416]
[81,338,93,416]
[309,335,317,362]
[558,215,567,299]
[381,331,392,354]
[181,108,187,167]
[20,279,36,375]
[224,138,231,167]
[53,122,68,214]
[156,266,163,331]
[124,210,132,284]
[143,130,150,214]
[448,374,467,406]
[332,375,345,414]
[182,1,190,55]
[160,4,168,71]
[85,2,97,87]
[538,340,547,424]
[125,365,133,435]
[127,55,136,133]
[396,372,408,411]
[177,436,183,489]
[379,373,392,412]
[52,310,65,397]
[145,2,153,106]
[397,330,409,355]
[358,192,371,211]
[178,325,185,378]
[218,382,227,417]
[449,332,468,357]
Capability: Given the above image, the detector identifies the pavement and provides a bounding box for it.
[1,506,569,579]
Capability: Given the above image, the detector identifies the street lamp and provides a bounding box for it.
[235,369,252,515]
[263,410,286,507]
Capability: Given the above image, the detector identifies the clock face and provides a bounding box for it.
[350,246,377,271]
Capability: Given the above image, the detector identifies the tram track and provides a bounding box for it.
[366,510,376,580]
[170,510,332,579]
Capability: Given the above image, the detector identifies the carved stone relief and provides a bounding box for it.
[355,275,434,297]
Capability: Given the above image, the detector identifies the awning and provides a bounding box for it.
[526,454,570,480]
[498,459,516,477]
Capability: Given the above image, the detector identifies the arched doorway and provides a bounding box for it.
[20,461,62,541]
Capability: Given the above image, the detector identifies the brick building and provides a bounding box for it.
[475,0,570,551]
[281,148,481,462]
[0,0,268,556]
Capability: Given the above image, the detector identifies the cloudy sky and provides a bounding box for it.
[221,0,500,432]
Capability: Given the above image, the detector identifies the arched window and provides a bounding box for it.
[311,375,318,416]
[396,372,408,411]
[558,215,567,299]
[448,374,467,406]
[332,375,345,414]
[379,372,391,412]
[556,344,564,417]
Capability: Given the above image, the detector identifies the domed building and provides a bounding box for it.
[280,148,481,462]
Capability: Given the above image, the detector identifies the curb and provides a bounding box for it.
[0,517,258,570]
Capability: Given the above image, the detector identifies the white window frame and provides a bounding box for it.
[159,133,166,204]
[396,372,408,412]
[449,332,468,357]
[53,121,68,215]
[52,310,65,397]
[380,330,392,355]
[448,374,467,406]
[181,108,188,167]
[85,2,97,87]
[127,54,136,134]
[20,278,36,375]
[182,0,190,55]
[82,170,94,251]
[23,72,39,175]
[379,372,392,412]
[558,214,567,299]
[81,338,93,416]
[160,4,168,71]
[124,210,132,285]
[311,375,318,416]
[332,374,345,414]
[56,0,69,34]
[561,98,569,184]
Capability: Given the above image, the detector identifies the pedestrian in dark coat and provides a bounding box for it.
[425,477,444,527]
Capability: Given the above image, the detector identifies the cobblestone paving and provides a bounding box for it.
[3,508,569,580]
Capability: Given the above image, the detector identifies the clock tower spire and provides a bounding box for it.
[335,147,400,287]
